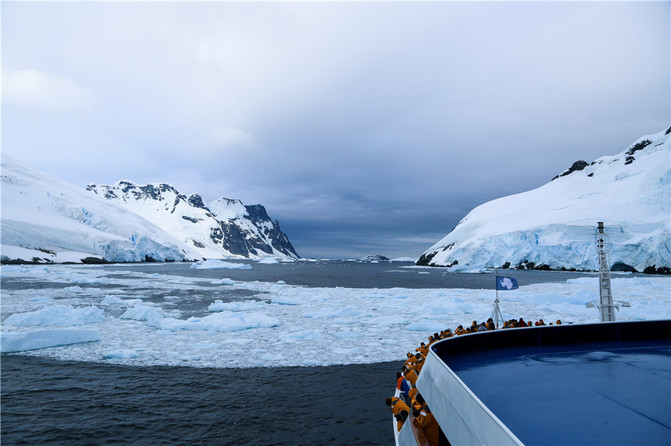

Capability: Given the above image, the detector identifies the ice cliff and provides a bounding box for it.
[418,127,671,273]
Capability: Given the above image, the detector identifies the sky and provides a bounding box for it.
[2,1,669,260]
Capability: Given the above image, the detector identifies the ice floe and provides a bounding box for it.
[190,260,251,270]
[2,328,100,353]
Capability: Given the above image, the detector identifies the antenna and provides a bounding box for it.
[596,222,615,322]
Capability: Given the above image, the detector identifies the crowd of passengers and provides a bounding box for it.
[386,317,563,445]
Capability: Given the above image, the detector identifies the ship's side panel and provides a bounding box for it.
[397,419,417,446]
[416,350,524,446]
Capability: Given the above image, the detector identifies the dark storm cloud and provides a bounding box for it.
[2,1,669,258]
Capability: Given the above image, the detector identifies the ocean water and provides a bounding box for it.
[2,355,399,445]
[2,260,669,444]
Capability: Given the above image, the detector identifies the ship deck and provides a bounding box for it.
[424,320,671,445]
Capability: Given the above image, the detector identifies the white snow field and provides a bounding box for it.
[421,128,671,272]
[1,264,669,368]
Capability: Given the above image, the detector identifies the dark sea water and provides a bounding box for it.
[1,261,594,445]
[2,355,399,445]
[87,260,579,289]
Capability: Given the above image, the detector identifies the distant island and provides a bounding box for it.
[360,255,391,262]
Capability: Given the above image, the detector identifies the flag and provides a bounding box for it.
[496,276,519,290]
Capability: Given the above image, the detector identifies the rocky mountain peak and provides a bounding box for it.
[88,181,299,260]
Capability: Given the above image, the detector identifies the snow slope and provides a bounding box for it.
[419,128,671,273]
[86,182,299,260]
[1,156,200,263]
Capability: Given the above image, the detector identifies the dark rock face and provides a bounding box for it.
[622,139,652,165]
[626,139,652,156]
[244,204,271,224]
[416,251,438,266]
[188,194,206,209]
[214,205,299,259]
[643,265,671,275]
[552,160,589,181]
[611,261,637,272]
[268,221,299,258]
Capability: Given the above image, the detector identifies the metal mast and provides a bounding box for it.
[491,269,505,329]
[596,222,615,322]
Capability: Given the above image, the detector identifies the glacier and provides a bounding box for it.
[418,127,671,273]
[1,156,200,264]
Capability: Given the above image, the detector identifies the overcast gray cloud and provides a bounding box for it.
[2,1,669,259]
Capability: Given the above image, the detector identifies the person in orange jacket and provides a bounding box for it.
[415,406,440,446]
[413,356,425,374]
[412,394,440,446]
[385,397,410,432]
[416,342,429,357]
[403,366,419,387]
[396,372,411,399]
[408,385,418,401]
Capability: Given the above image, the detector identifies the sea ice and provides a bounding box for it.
[208,300,266,312]
[211,278,236,285]
[303,306,364,319]
[4,305,104,327]
[101,296,143,305]
[150,311,280,332]
[102,349,140,359]
[28,297,55,303]
[190,260,252,270]
[121,304,168,324]
[1,328,99,352]
[1,264,668,368]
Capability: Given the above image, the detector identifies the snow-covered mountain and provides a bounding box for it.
[1,156,200,263]
[418,127,671,273]
[86,182,299,260]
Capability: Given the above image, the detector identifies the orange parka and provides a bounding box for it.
[416,407,440,446]
[404,368,419,386]
[390,397,410,431]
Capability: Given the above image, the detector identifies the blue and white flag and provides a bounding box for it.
[496,276,519,290]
